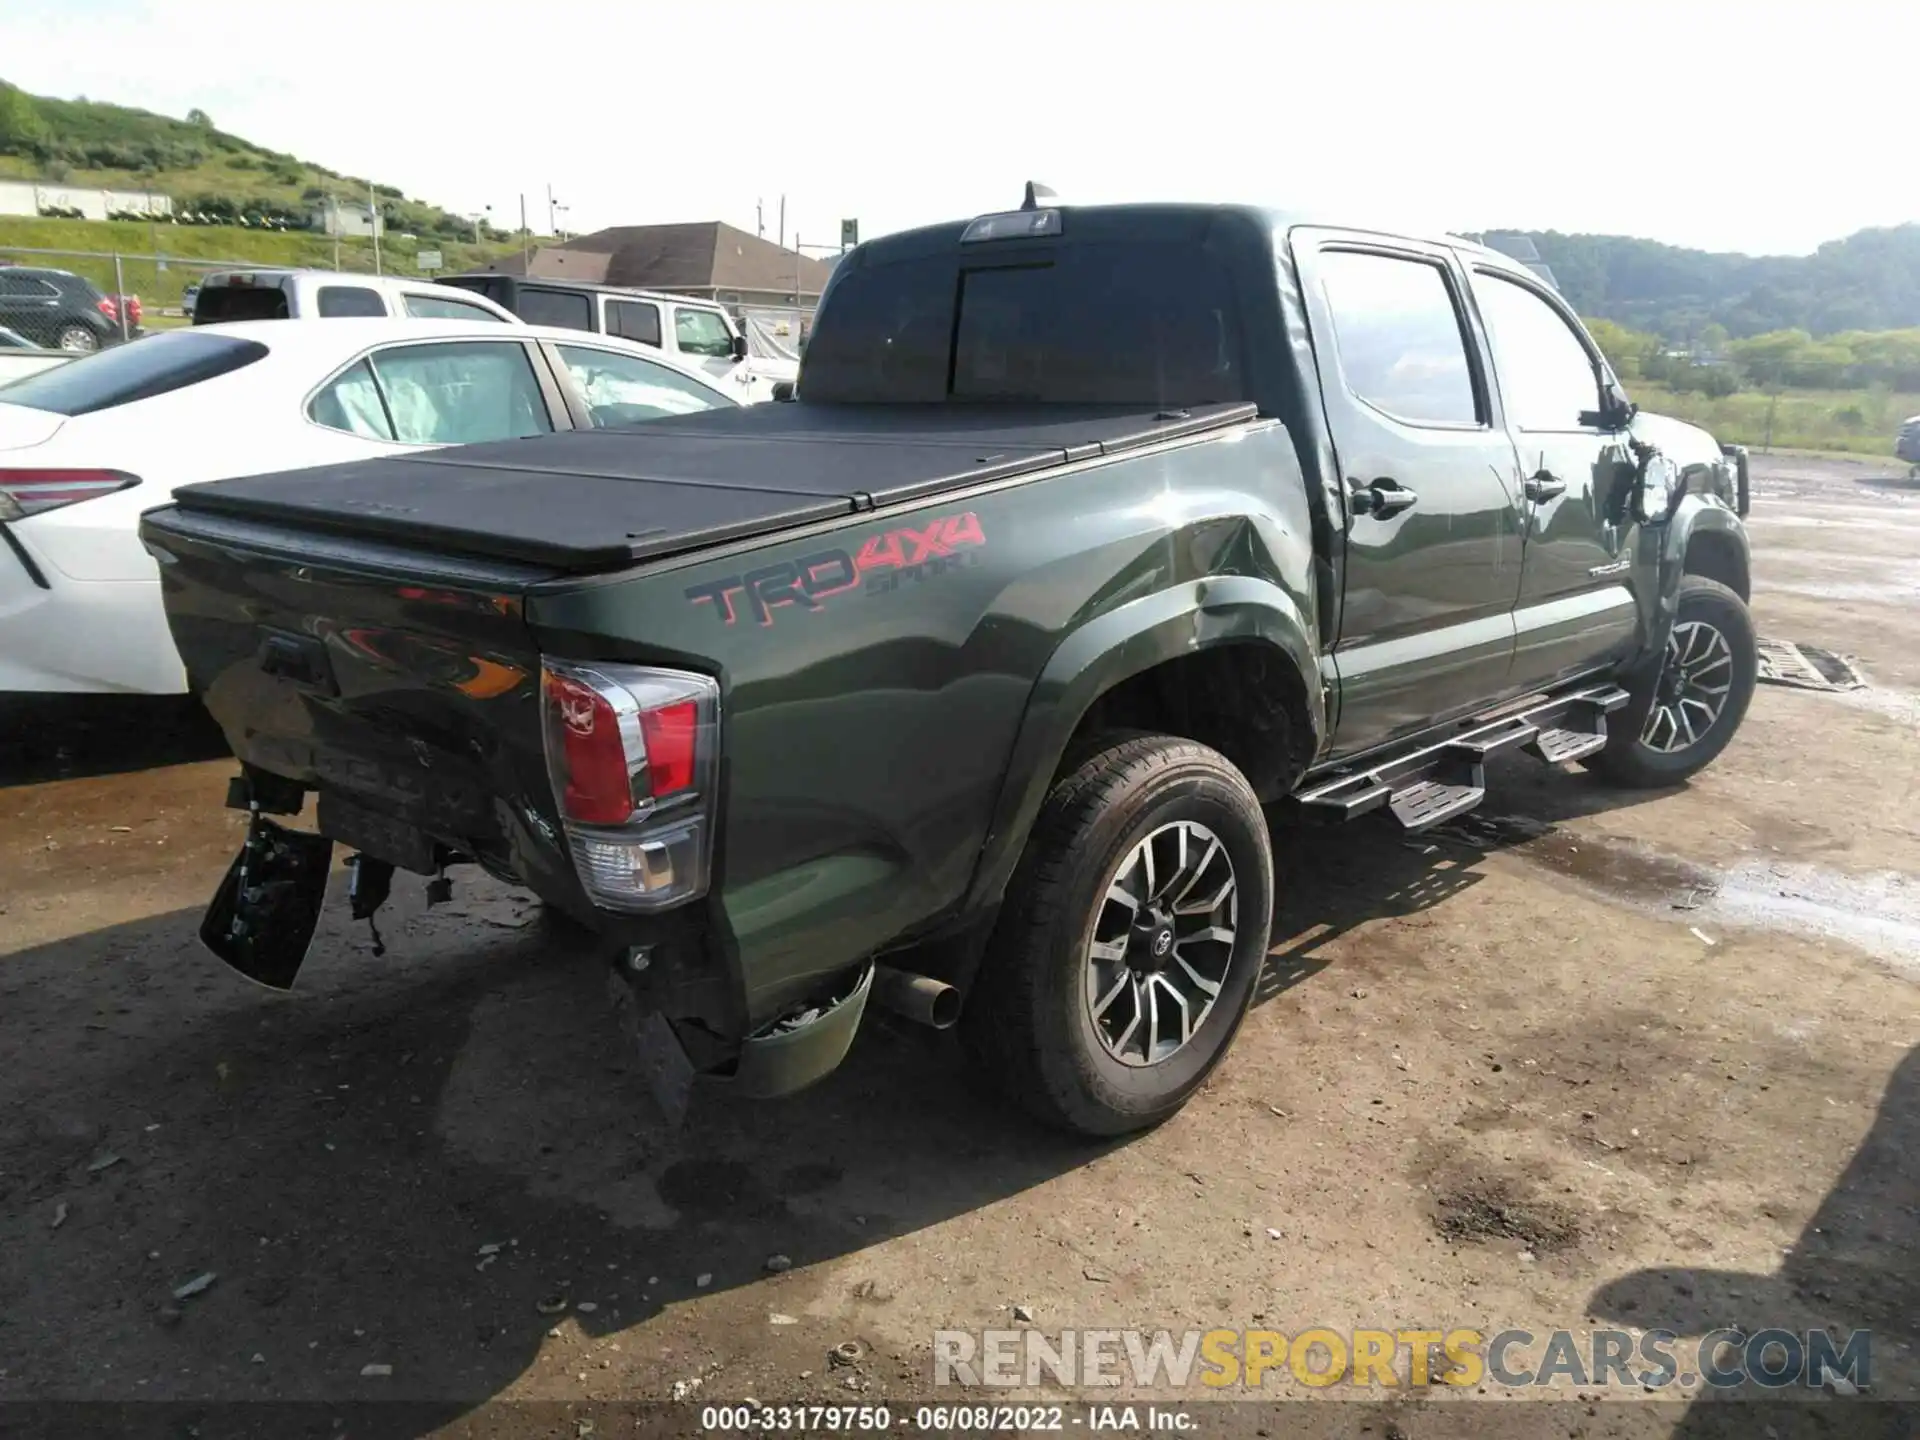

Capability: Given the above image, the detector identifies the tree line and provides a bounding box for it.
[1585,317,1920,397]
[1487,226,1920,340]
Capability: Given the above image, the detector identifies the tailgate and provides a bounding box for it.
[141,504,575,891]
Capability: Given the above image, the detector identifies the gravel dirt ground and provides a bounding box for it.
[2,454,1918,1440]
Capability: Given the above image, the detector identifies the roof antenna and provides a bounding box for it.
[1021,181,1057,212]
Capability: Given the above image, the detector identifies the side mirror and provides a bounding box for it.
[771,380,797,403]
[1631,448,1682,526]
[1582,381,1636,431]
[730,333,749,362]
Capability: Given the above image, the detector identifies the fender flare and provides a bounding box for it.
[963,575,1323,914]
[1665,498,1751,597]
[1630,498,1751,690]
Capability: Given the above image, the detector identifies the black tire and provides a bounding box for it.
[1583,576,1757,788]
[55,325,99,354]
[961,734,1274,1137]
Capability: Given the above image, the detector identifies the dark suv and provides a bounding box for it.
[0,265,137,352]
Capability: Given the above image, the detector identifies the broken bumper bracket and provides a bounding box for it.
[199,813,335,990]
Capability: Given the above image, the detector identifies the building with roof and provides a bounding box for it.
[476,221,836,308]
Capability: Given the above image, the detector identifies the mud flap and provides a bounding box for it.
[199,816,335,991]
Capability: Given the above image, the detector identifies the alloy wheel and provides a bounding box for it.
[1085,819,1238,1067]
[1641,619,1734,754]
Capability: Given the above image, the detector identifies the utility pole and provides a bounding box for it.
[368,180,383,275]
[757,197,764,238]
[794,232,801,305]
[520,193,530,269]
[778,195,785,251]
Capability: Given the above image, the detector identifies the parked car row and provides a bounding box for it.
[0,317,750,694]
[438,273,797,390]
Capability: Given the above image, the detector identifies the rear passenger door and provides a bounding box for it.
[305,338,562,448]
[1294,231,1527,757]
[1466,268,1639,690]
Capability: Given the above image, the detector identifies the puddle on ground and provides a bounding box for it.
[1763,577,1920,603]
[1432,814,1920,974]
[1829,684,1920,731]
[1708,862,1920,976]
[1432,813,1716,905]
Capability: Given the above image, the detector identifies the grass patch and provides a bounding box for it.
[1634,382,1913,456]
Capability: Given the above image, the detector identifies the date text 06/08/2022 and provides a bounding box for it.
[696,1404,1196,1432]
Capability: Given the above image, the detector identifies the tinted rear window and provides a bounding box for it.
[317,285,387,318]
[517,288,594,331]
[193,283,290,323]
[0,331,270,415]
[802,241,1248,405]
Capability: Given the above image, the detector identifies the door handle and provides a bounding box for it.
[1348,476,1418,518]
[1525,470,1568,503]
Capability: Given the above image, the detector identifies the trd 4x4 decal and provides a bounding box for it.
[685,512,986,627]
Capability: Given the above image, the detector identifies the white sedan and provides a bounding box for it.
[0,318,745,694]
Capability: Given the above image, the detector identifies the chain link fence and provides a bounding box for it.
[0,240,449,349]
[2,241,821,368]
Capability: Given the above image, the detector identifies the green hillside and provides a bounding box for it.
[1473,226,1920,341]
[0,77,509,243]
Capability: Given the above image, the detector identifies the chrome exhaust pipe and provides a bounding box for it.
[870,965,961,1030]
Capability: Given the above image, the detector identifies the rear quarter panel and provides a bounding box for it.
[526,421,1319,1021]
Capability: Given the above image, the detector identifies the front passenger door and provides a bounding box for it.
[551,343,737,427]
[1468,269,1639,692]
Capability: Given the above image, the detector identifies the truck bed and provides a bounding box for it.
[164,401,1257,572]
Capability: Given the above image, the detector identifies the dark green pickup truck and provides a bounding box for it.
[140,195,1755,1136]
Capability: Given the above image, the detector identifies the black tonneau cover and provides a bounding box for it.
[167,402,1257,572]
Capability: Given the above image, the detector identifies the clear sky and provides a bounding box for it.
[4,0,1911,256]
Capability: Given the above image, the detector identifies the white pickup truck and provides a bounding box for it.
[189,270,522,326]
[0,326,72,384]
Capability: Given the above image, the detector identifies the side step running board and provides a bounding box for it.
[1294,685,1630,833]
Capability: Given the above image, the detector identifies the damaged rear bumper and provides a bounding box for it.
[198,794,877,1107]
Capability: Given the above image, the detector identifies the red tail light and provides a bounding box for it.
[638,700,698,795]
[539,661,720,913]
[544,669,637,824]
[96,296,141,326]
[0,468,140,522]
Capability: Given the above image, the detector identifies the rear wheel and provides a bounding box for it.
[55,325,99,353]
[1584,576,1757,788]
[961,734,1274,1136]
